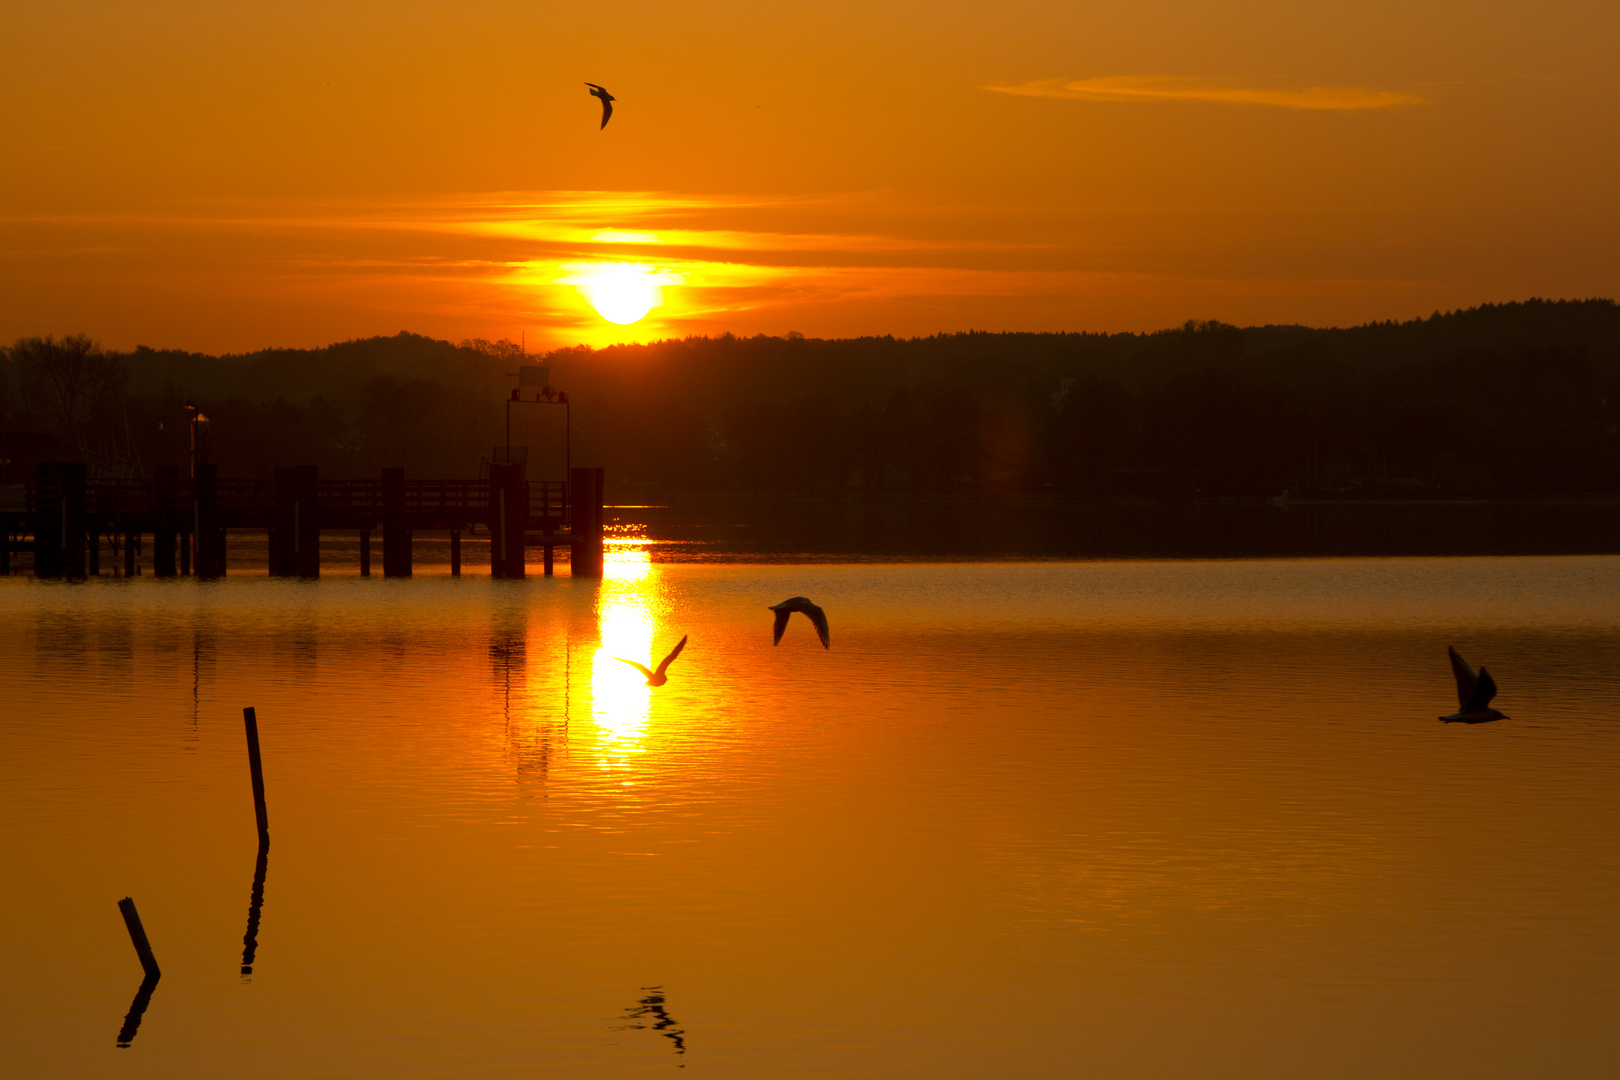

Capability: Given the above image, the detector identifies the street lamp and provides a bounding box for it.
[182,403,209,478]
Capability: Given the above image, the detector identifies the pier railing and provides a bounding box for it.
[16,476,571,525]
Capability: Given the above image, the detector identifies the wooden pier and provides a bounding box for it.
[0,463,605,580]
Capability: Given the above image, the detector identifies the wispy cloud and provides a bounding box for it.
[986,76,1427,111]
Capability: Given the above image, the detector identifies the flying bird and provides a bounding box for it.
[769,596,829,649]
[616,635,687,687]
[1440,646,1508,723]
[585,82,615,129]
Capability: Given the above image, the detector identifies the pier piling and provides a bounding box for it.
[154,466,179,577]
[382,467,411,577]
[569,466,605,578]
[193,464,224,578]
[489,462,528,579]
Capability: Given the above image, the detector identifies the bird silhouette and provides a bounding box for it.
[585,82,615,129]
[1440,646,1508,723]
[768,597,829,649]
[616,635,686,687]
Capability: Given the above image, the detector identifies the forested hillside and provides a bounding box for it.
[5,299,1619,498]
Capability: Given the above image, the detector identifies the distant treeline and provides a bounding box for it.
[4,298,1620,499]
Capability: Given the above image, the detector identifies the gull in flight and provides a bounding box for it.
[616,635,687,687]
[1440,646,1508,723]
[585,82,616,129]
[769,597,829,649]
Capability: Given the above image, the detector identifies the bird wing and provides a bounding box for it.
[599,97,612,128]
[1465,666,1498,712]
[1448,647,1478,709]
[615,656,654,680]
[805,604,830,649]
[654,635,688,678]
[772,608,790,645]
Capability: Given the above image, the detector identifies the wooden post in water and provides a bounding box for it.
[124,529,137,576]
[269,468,294,576]
[117,897,161,979]
[568,466,604,578]
[34,461,87,578]
[359,528,371,577]
[154,466,178,577]
[489,462,527,579]
[450,529,461,576]
[293,464,319,578]
[88,527,101,575]
[543,528,554,577]
[64,462,88,579]
[382,467,411,577]
[194,463,223,578]
[243,707,270,847]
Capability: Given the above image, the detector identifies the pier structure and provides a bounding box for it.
[0,462,603,580]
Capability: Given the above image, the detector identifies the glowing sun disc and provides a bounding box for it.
[555,262,682,325]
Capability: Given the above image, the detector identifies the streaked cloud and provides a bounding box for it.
[986,76,1427,111]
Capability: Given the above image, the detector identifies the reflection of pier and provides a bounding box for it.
[1,462,605,580]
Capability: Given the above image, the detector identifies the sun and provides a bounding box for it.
[555,262,682,325]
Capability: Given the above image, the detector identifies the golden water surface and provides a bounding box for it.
[3,556,1619,1078]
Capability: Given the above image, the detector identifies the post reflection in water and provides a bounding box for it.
[115,974,159,1048]
[615,986,687,1060]
[492,577,572,784]
[240,841,269,976]
[589,538,660,779]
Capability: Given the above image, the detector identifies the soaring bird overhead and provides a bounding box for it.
[616,635,687,687]
[768,596,829,649]
[1441,646,1508,723]
[585,82,615,129]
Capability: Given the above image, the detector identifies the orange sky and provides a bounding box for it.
[2,1,1617,352]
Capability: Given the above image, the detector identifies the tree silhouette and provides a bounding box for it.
[8,334,127,448]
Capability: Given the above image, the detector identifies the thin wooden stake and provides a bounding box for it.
[244,707,270,847]
[117,897,161,979]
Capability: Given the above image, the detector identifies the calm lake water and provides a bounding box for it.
[3,555,1619,1078]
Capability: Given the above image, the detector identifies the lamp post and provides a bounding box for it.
[182,403,208,478]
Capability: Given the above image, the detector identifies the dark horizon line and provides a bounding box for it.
[25,295,1618,362]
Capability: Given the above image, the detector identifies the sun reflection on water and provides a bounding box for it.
[589,536,659,773]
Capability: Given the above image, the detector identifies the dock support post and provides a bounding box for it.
[154,531,176,576]
[269,468,293,576]
[359,529,371,577]
[543,530,554,577]
[179,529,190,576]
[569,466,604,578]
[34,461,87,578]
[154,466,178,577]
[1,526,8,576]
[450,529,461,576]
[382,467,411,577]
[194,464,224,578]
[293,464,319,578]
[65,463,87,579]
[489,463,527,579]
[243,707,270,847]
[124,530,137,576]
[88,528,101,576]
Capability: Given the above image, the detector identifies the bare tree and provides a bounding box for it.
[10,334,127,447]
[459,337,526,362]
